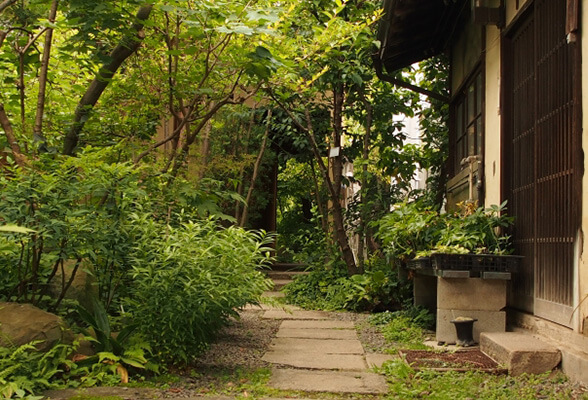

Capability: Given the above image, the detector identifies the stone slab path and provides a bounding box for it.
[261,306,388,395]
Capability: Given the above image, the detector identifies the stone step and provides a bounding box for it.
[268,368,388,394]
[271,262,308,271]
[266,270,308,281]
[271,279,292,290]
[480,332,561,376]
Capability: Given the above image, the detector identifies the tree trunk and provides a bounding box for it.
[309,159,328,234]
[0,103,27,167]
[63,4,153,155]
[357,86,373,272]
[235,115,255,221]
[271,93,358,275]
[33,0,58,144]
[240,110,271,227]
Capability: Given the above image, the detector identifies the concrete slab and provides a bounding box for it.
[437,278,507,311]
[268,368,388,394]
[280,320,355,329]
[366,353,397,368]
[269,338,364,354]
[480,332,561,376]
[276,328,357,340]
[241,303,301,312]
[262,310,330,320]
[262,351,367,370]
[437,309,505,344]
[263,291,285,298]
[266,271,308,280]
[414,274,437,311]
[561,347,588,385]
[271,279,292,290]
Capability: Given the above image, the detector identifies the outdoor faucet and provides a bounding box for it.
[460,155,482,201]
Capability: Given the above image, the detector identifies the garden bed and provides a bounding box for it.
[400,349,506,373]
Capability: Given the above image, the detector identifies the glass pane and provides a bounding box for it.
[468,125,475,156]
[476,74,483,115]
[457,102,464,138]
[476,117,483,155]
[467,84,475,123]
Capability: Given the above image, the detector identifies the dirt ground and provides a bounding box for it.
[44,308,588,399]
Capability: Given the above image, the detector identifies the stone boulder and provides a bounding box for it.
[48,259,98,311]
[0,302,72,351]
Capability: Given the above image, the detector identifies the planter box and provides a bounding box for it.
[407,257,432,270]
[431,253,522,274]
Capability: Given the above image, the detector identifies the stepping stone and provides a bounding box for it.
[265,270,308,280]
[242,304,301,312]
[280,320,354,329]
[480,332,561,375]
[277,328,358,340]
[366,353,398,368]
[271,279,292,290]
[262,310,329,320]
[268,338,364,354]
[263,291,285,298]
[262,351,367,370]
[268,368,388,394]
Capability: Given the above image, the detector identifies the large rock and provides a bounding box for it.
[0,302,72,351]
[48,259,97,311]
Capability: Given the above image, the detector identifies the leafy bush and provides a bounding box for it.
[376,201,514,261]
[369,307,434,350]
[284,257,411,311]
[0,341,74,399]
[127,219,274,363]
[0,149,144,311]
[369,306,434,330]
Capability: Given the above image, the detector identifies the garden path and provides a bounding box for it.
[257,302,390,394]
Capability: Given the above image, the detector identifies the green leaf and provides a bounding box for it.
[0,225,35,234]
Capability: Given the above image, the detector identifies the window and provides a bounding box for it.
[452,69,483,175]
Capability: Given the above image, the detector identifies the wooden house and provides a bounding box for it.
[376,0,588,381]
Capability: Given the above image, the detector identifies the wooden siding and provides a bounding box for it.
[503,0,581,326]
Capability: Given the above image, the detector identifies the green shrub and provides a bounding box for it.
[284,257,411,311]
[0,341,74,399]
[376,201,515,261]
[127,219,274,363]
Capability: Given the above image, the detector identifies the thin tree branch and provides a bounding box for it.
[33,0,58,142]
[240,110,272,227]
[0,103,27,167]
[63,3,154,155]
[0,0,17,14]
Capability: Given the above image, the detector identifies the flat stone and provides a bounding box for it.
[263,291,285,298]
[365,353,398,368]
[262,351,367,370]
[265,270,308,280]
[242,303,301,312]
[269,338,364,354]
[268,368,388,394]
[480,332,561,376]
[262,310,330,320]
[436,309,506,344]
[276,328,357,340]
[280,320,354,329]
[272,279,292,290]
[437,278,507,311]
[43,387,158,399]
[561,347,588,385]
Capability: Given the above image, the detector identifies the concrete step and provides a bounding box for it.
[480,332,561,376]
[266,270,308,280]
[271,279,292,290]
[271,262,308,271]
[268,368,387,394]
